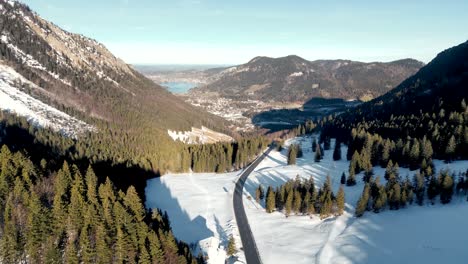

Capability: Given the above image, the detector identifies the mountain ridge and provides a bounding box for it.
[191,55,424,102]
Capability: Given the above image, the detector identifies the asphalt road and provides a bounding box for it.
[233,146,274,264]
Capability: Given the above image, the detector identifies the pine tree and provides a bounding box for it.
[26,192,48,263]
[384,160,394,181]
[302,191,312,215]
[1,196,20,264]
[285,191,293,217]
[440,172,454,204]
[350,151,361,174]
[320,193,333,219]
[340,172,346,185]
[388,182,401,210]
[445,135,457,162]
[335,185,345,216]
[333,141,341,161]
[259,185,265,201]
[265,186,276,213]
[427,175,440,203]
[413,172,425,206]
[409,138,420,170]
[287,145,297,165]
[373,186,387,213]
[324,137,331,150]
[293,190,302,215]
[421,136,433,160]
[255,186,261,203]
[355,183,370,217]
[314,144,322,162]
[381,140,391,166]
[227,235,237,256]
[346,168,356,186]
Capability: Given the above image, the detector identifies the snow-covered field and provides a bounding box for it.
[145,135,468,264]
[244,136,468,264]
[145,171,245,264]
[0,63,94,137]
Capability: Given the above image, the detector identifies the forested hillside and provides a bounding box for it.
[191,55,423,102]
[0,143,199,263]
[315,40,468,217]
[321,40,468,167]
[0,0,230,174]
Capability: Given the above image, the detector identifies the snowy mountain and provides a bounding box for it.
[0,0,227,137]
[0,63,94,137]
[191,55,424,102]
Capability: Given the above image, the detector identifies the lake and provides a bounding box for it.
[161,82,198,94]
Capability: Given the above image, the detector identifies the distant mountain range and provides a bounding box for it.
[190,55,424,102]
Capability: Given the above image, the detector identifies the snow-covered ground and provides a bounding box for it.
[0,63,94,137]
[168,126,233,144]
[244,136,468,264]
[145,171,246,264]
[145,135,468,264]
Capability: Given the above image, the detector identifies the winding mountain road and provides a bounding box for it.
[233,145,274,264]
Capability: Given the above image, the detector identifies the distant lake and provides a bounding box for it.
[161,82,198,94]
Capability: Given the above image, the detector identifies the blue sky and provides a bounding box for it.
[21,0,468,65]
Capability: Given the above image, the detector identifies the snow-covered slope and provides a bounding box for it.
[146,135,468,264]
[146,172,245,264]
[243,136,468,264]
[0,63,93,137]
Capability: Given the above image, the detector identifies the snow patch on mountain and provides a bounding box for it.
[168,126,233,144]
[289,71,304,77]
[0,63,94,137]
[0,33,72,86]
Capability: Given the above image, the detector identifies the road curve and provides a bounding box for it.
[233,146,274,264]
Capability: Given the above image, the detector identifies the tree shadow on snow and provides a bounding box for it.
[145,179,214,244]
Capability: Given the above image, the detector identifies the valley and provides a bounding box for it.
[146,136,468,264]
[0,1,467,264]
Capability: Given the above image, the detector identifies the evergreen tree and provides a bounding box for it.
[388,182,401,210]
[320,194,333,219]
[265,186,276,213]
[340,172,346,185]
[312,138,317,153]
[372,186,387,213]
[421,136,433,161]
[293,190,302,215]
[409,138,420,170]
[333,141,342,161]
[335,185,345,216]
[384,160,394,181]
[445,135,457,162]
[314,144,322,162]
[287,145,297,165]
[346,168,356,186]
[355,183,370,217]
[413,172,425,206]
[227,235,237,256]
[440,172,454,204]
[285,191,293,217]
[427,175,440,203]
[324,137,331,150]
